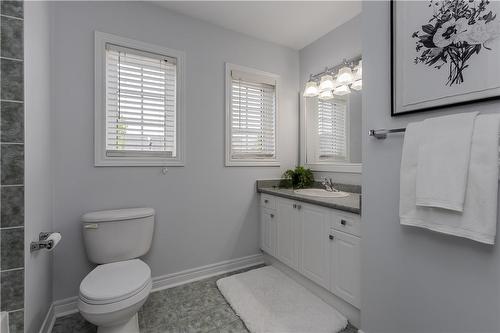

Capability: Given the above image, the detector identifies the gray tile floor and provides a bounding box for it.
[52,265,358,333]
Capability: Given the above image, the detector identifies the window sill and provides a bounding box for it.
[225,159,280,167]
[95,157,185,167]
[303,162,362,173]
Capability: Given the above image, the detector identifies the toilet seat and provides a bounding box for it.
[79,259,151,305]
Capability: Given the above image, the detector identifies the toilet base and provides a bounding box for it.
[97,313,139,333]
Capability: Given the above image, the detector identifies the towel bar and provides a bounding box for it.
[369,127,500,178]
[368,128,406,139]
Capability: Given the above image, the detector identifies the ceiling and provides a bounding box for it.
[154,1,361,50]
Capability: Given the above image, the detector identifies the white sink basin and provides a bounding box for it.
[293,188,350,198]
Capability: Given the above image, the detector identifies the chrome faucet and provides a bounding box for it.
[322,178,339,192]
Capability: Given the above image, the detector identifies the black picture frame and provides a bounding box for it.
[390,0,500,117]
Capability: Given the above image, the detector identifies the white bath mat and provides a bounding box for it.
[216,266,348,333]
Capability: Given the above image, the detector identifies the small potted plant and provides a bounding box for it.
[280,166,314,189]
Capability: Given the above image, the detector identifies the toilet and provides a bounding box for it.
[77,208,155,333]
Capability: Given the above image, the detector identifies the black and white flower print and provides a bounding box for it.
[413,0,500,86]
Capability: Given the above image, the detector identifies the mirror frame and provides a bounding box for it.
[299,93,362,173]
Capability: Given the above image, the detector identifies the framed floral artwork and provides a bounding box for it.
[391,0,500,116]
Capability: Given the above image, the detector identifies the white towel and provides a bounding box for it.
[400,114,500,245]
[415,112,478,212]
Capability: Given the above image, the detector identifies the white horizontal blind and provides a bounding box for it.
[105,43,177,157]
[318,98,347,160]
[230,74,276,159]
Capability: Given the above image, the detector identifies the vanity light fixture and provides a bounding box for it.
[351,79,362,91]
[351,60,362,91]
[333,84,351,96]
[336,66,354,85]
[354,60,362,78]
[303,81,319,97]
[319,75,335,92]
[303,55,362,98]
[319,89,334,100]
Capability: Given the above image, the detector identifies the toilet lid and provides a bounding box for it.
[79,259,151,305]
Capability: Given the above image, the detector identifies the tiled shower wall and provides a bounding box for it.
[0,1,25,332]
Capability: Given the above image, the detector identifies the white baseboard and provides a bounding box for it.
[41,253,264,333]
[53,296,79,318]
[152,253,264,292]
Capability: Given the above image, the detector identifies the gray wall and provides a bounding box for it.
[24,1,54,332]
[50,1,299,300]
[361,2,500,332]
[0,1,25,332]
[299,15,362,185]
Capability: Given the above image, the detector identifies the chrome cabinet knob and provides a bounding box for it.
[329,234,334,240]
[293,204,297,208]
[341,219,347,226]
[264,199,269,203]
[297,204,302,210]
[270,214,274,218]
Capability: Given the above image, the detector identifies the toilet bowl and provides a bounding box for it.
[78,259,152,333]
[78,208,155,333]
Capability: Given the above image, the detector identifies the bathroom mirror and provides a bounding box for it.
[301,90,362,173]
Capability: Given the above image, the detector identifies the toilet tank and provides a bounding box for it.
[81,208,155,264]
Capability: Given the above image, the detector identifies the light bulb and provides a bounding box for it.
[319,75,335,92]
[318,89,334,100]
[303,81,319,97]
[333,84,351,96]
[351,79,362,91]
[337,66,354,85]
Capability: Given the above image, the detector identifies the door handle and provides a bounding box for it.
[293,204,297,209]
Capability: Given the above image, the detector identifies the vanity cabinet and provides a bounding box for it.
[299,203,330,289]
[260,193,361,308]
[276,199,300,269]
[260,208,276,256]
[329,228,361,308]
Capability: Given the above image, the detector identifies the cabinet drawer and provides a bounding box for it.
[260,194,276,210]
[330,212,361,237]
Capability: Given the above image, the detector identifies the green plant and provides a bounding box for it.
[280,166,314,189]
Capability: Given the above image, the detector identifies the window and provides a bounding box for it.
[317,98,348,161]
[105,45,176,157]
[225,63,279,166]
[95,32,185,166]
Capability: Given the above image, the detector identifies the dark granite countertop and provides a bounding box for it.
[256,180,361,215]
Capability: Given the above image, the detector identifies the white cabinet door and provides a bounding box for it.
[260,208,276,256]
[276,198,299,269]
[330,229,361,308]
[298,203,329,289]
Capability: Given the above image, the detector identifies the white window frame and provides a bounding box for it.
[94,31,186,166]
[225,63,280,167]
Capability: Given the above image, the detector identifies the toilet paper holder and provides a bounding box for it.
[30,232,61,252]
